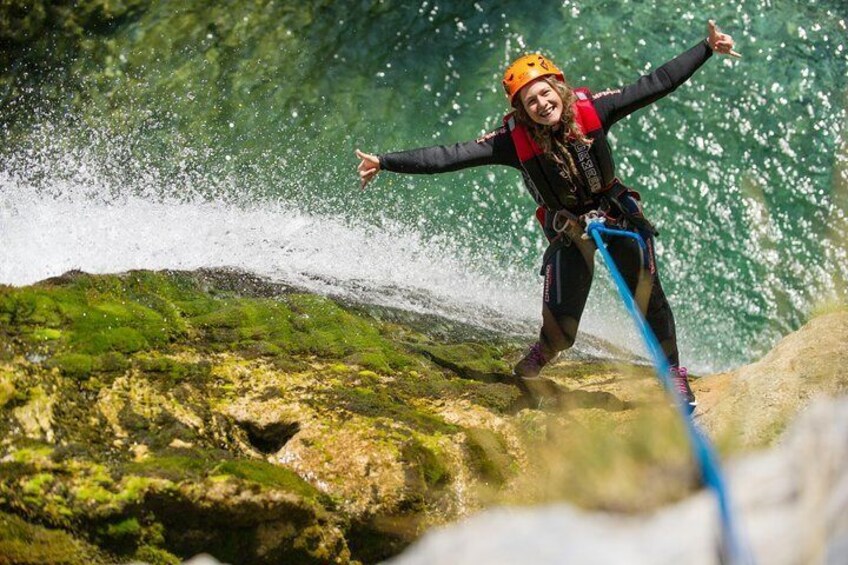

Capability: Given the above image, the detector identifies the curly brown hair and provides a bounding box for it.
[511,76,592,182]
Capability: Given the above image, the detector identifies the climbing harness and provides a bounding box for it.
[584,216,754,565]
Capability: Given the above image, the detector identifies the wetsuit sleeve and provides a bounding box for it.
[378,127,519,174]
[592,40,713,131]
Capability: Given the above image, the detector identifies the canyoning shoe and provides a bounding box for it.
[514,343,559,409]
[671,366,697,414]
[513,342,549,380]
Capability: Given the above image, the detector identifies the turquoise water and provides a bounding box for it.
[1,1,846,370]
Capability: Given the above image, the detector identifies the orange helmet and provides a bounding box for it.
[502,53,564,104]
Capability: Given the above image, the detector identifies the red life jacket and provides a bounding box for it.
[504,87,614,213]
[505,88,654,240]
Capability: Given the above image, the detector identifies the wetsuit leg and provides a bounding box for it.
[606,234,680,366]
[538,238,596,359]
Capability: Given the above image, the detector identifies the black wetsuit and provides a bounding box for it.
[379,41,714,366]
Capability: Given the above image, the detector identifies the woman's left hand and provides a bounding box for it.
[707,20,741,58]
[356,149,381,189]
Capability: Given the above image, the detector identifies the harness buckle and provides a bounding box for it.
[580,210,606,239]
[551,210,573,234]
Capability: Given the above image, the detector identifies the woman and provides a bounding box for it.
[356,21,739,411]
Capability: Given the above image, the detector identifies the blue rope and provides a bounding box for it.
[585,219,753,565]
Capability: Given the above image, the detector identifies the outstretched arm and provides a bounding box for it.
[594,20,739,131]
[355,128,519,189]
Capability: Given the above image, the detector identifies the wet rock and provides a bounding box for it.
[389,396,848,565]
[0,269,839,563]
[238,419,301,455]
[694,310,848,449]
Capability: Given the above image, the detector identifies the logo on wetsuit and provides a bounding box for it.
[575,143,603,194]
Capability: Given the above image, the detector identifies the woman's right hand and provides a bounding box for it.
[707,20,741,58]
[355,149,381,189]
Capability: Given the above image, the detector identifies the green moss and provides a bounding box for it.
[9,445,54,467]
[213,459,320,500]
[239,339,282,358]
[191,299,297,354]
[323,386,458,435]
[136,354,177,373]
[123,454,215,482]
[135,354,212,385]
[22,472,55,497]
[402,439,449,488]
[0,510,108,565]
[133,544,181,565]
[356,370,380,382]
[103,517,141,539]
[173,297,220,317]
[460,381,523,414]
[0,273,188,359]
[416,342,511,381]
[63,471,164,518]
[346,351,391,373]
[465,428,513,486]
[15,471,76,524]
[115,476,167,505]
[82,326,148,354]
[192,302,261,329]
[0,291,64,327]
[51,353,94,379]
[93,352,130,373]
[73,483,114,505]
[94,516,148,556]
[0,372,16,408]
[286,294,408,364]
[32,328,63,341]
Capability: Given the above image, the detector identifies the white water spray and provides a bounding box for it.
[0,137,647,365]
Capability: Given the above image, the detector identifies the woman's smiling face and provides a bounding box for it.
[519,78,564,127]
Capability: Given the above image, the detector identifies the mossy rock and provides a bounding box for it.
[132,544,181,565]
[465,428,514,486]
[213,459,322,501]
[0,371,18,408]
[0,268,723,563]
[0,510,109,565]
[402,438,450,489]
[122,452,220,482]
[134,354,210,383]
[416,342,512,383]
[95,517,142,553]
[0,291,64,327]
[0,274,186,361]
[93,351,131,373]
[320,385,459,435]
[81,326,149,355]
[344,350,392,373]
[31,328,63,342]
[50,353,94,379]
